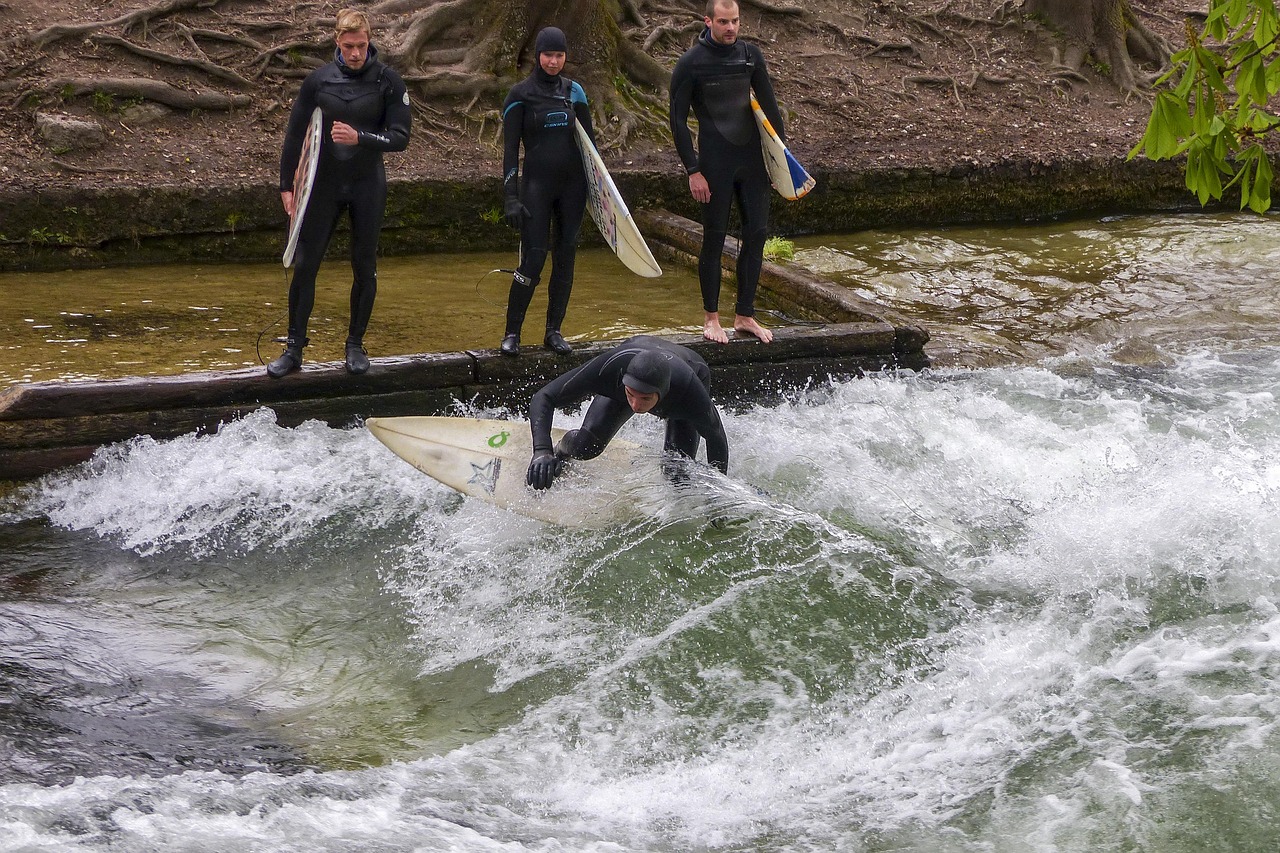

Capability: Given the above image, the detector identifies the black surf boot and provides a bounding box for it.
[500,333,520,357]
[345,339,369,375]
[544,330,572,355]
[266,337,306,378]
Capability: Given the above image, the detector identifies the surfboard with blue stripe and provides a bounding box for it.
[751,96,815,201]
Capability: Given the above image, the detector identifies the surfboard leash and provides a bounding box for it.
[475,267,522,311]
[254,268,291,365]
[755,307,826,328]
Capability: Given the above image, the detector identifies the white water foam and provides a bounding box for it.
[5,351,1280,852]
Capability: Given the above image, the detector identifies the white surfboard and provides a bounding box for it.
[282,106,323,267]
[366,415,655,526]
[574,122,662,278]
[751,96,815,201]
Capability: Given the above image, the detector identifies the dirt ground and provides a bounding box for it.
[0,0,1193,196]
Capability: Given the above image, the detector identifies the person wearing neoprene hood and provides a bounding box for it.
[669,0,784,346]
[526,335,730,490]
[499,26,596,358]
[269,8,411,379]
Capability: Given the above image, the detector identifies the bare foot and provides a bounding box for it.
[703,313,729,344]
[734,315,774,343]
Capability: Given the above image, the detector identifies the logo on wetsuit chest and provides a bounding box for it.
[542,110,570,129]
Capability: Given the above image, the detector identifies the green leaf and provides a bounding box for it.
[1240,159,1255,203]
[1141,92,1193,160]
[1198,48,1228,92]
[1249,150,1274,212]
[1254,2,1280,50]
[1265,55,1280,95]
[1206,0,1232,39]
[1187,141,1226,205]
[1238,54,1270,103]
[1173,53,1201,98]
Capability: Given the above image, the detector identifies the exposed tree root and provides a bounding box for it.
[52,160,135,174]
[18,78,250,111]
[177,25,266,52]
[401,68,506,101]
[908,14,954,42]
[906,68,1015,107]
[90,35,253,87]
[382,0,485,69]
[1005,0,1171,95]
[739,0,805,15]
[619,0,648,27]
[10,0,225,51]
[852,33,921,59]
[643,20,702,53]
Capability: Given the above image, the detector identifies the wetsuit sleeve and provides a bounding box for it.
[748,45,786,144]
[279,73,320,192]
[570,81,596,148]
[668,53,700,175]
[682,384,729,474]
[528,362,601,455]
[501,93,523,200]
[701,408,730,474]
[356,67,411,152]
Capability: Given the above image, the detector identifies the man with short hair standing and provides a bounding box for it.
[669,0,784,345]
[270,8,411,378]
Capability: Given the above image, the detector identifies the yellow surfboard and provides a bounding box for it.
[752,96,816,201]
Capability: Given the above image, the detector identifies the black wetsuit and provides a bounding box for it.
[279,45,411,347]
[669,29,784,317]
[501,69,595,337]
[529,335,730,474]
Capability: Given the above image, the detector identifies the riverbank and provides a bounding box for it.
[0,1,1229,271]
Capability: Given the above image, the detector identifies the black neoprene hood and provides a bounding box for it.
[535,27,567,55]
[622,350,672,397]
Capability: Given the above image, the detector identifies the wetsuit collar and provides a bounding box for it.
[534,63,562,88]
[698,26,736,56]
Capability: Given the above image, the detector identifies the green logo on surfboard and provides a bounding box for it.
[487,431,510,448]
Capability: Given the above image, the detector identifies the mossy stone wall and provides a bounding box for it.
[0,158,1224,272]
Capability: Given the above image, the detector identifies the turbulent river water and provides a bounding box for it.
[2,212,1279,851]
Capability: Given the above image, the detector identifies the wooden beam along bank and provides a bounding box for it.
[0,211,929,482]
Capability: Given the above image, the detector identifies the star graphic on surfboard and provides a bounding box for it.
[467,458,500,494]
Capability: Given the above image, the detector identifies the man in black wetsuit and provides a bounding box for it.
[499,27,596,358]
[669,0,784,346]
[526,336,729,490]
[268,8,411,378]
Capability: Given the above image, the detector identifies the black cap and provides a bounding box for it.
[622,350,672,398]
[535,27,567,55]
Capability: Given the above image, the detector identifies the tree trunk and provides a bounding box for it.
[378,0,672,144]
[1021,0,1169,92]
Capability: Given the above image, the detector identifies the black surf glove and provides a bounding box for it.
[504,196,529,229]
[527,452,564,490]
